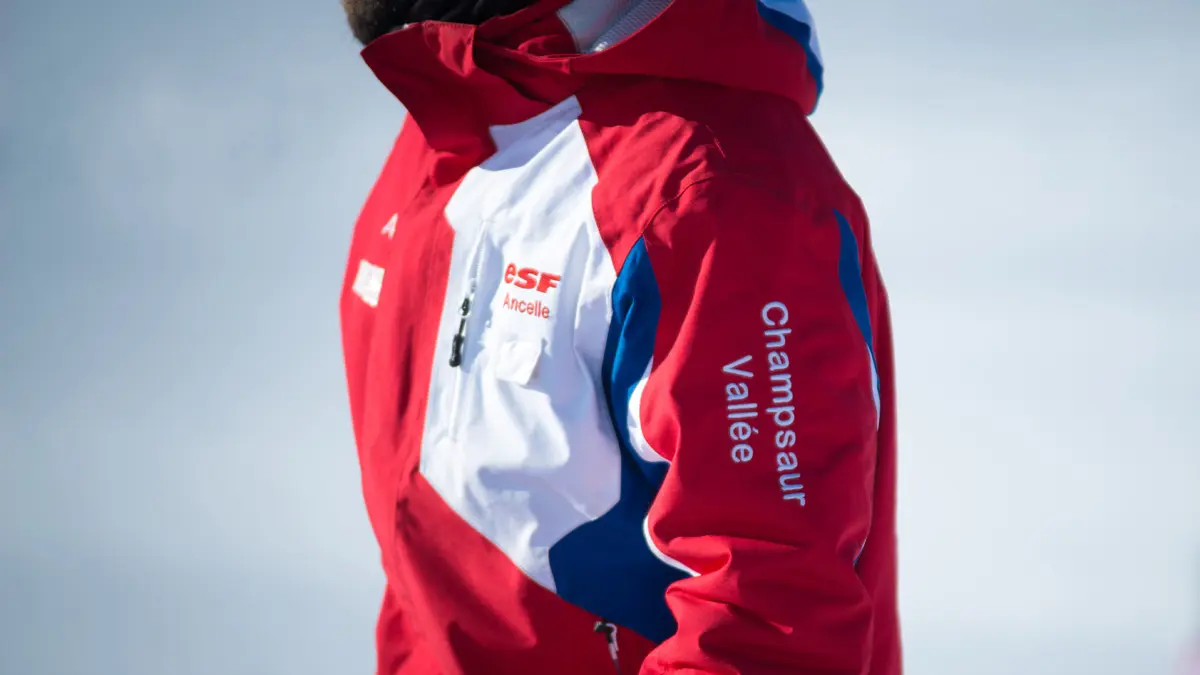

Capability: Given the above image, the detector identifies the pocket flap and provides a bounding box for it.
[491,338,543,386]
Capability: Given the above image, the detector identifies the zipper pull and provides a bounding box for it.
[593,621,622,675]
[449,293,472,368]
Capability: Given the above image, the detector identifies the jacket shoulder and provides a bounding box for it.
[576,78,863,256]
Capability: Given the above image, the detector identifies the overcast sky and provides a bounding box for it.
[2,1,1198,674]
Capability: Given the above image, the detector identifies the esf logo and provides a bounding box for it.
[504,264,561,293]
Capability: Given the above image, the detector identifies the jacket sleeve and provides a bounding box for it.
[628,177,883,675]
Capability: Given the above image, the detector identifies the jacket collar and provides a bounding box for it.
[361,0,824,181]
[363,0,657,176]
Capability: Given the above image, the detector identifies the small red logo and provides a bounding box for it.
[504,264,560,293]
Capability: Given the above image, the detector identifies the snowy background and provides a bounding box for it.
[2,1,1198,673]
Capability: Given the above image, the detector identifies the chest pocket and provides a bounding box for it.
[490,338,544,387]
[451,221,608,442]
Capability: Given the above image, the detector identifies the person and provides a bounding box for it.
[338,1,901,673]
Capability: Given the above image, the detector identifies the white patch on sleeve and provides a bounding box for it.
[351,259,385,308]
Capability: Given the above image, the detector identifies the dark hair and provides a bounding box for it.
[405,0,536,24]
[344,0,536,45]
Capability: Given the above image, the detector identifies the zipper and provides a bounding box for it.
[594,621,622,675]
[448,285,474,368]
[445,221,492,439]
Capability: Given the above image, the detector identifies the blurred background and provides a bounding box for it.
[1,1,1198,673]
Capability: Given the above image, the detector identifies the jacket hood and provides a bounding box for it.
[362,0,824,163]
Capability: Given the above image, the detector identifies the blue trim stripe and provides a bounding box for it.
[834,209,880,419]
[547,239,686,643]
[603,239,670,487]
[757,0,825,110]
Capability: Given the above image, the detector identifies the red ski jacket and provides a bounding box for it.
[340,1,901,673]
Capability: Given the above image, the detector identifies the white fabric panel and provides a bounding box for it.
[421,97,623,593]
